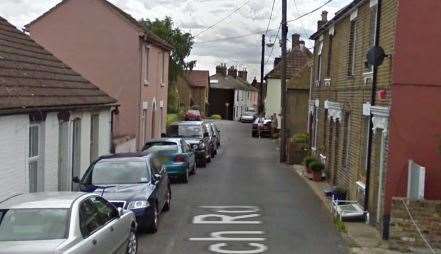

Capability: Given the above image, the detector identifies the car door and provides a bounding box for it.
[181,140,195,169]
[90,196,128,254]
[150,157,167,209]
[72,198,121,254]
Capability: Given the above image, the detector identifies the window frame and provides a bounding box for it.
[366,4,379,73]
[143,45,150,85]
[160,51,166,86]
[348,20,358,77]
[28,123,43,193]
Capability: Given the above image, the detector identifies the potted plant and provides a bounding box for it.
[303,156,316,177]
[309,161,325,182]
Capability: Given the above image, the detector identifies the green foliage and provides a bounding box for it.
[140,17,195,82]
[334,218,347,233]
[209,115,223,120]
[166,113,184,127]
[167,85,180,114]
[292,133,309,144]
[309,161,325,173]
[304,156,317,168]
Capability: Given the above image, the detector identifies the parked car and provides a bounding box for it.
[74,152,171,233]
[240,110,256,123]
[208,121,221,147]
[184,109,202,121]
[0,192,137,254]
[252,117,272,137]
[143,138,197,183]
[204,122,217,157]
[166,121,212,167]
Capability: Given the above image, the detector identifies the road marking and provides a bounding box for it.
[190,206,268,253]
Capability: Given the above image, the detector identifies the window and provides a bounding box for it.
[72,118,81,190]
[79,200,101,237]
[29,124,42,193]
[366,4,379,72]
[143,45,150,85]
[342,112,351,169]
[316,42,323,81]
[90,114,99,163]
[323,109,328,150]
[326,36,333,77]
[89,196,118,224]
[348,20,357,76]
[160,52,166,86]
[362,116,370,172]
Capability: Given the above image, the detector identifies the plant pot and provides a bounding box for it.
[312,171,322,182]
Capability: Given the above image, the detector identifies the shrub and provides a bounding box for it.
[209,114,222,120]
[292,133,309,144]
[303,156,316,168]
[309,161,325,173]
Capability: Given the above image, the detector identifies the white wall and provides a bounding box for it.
[0,108,113,201]
[264,78,282,128]
[0,115,29,201]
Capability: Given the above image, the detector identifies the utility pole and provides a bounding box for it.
[259,34,265,115]
[280,0,288,162]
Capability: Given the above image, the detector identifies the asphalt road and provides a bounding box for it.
[138,120,348,254]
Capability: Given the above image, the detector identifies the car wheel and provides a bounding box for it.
[127,227,138,254]
[145,203,159,233]
[162,187,171,212]
[182,169,189,183]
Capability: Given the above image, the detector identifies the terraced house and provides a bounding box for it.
[310,0,441,239]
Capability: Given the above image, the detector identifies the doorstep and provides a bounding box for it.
[291,164,404,254]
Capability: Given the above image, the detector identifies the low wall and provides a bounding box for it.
[390,198,441,252]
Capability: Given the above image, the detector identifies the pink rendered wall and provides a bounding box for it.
[385,0,441,215]
[29,0,169,148]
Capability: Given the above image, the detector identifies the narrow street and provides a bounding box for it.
[138,120,348,253]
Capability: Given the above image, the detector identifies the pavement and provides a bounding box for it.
[138,120,348,254]
[292,165,405,254]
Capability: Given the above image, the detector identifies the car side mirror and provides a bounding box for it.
[72,176,80,183]
[117,207,124,217]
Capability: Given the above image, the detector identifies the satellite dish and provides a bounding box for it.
[367,46,386,67]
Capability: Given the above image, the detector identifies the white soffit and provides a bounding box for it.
[350,9,358,21]
[370,0,378,7]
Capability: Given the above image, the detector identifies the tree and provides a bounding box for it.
[140,17,196,81]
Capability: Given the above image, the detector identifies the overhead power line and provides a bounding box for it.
[194,0,334,45]
[195,0,251,38]
[265,0,277,35]
[265,23,281,64]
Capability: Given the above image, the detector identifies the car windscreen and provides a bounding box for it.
[91,160,150,185]
[143,141,177,151]
[0,208,68,241]
[244,111,255,116]
[145,145,179,154]
[168,125,202,138]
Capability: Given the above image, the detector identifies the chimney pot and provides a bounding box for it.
[274,57,282,68]
[321,11,328,22]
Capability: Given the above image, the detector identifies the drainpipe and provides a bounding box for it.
[364,0,382,230]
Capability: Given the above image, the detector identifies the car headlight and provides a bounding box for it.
[127,200,149,209]
[198,143,205,149]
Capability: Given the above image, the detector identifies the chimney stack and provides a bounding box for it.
[216,63,227,76]
[227,66,238,78]
[317,11,328,29]
[238,69,248,81]
[292,33,301,49]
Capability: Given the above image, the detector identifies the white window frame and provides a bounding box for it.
[348,20,358,76]
[28,123,44,193]
[160,51,166,87]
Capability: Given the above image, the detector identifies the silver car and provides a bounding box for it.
[0,192,137,254]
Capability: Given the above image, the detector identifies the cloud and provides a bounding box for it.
[0,0,353,81]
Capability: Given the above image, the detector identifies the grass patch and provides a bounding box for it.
[334,217,347,233]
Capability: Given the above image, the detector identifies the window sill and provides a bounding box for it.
[143,80,150,86]
[160,83,166,87]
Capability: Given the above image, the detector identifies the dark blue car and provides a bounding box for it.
[74,152,171,233]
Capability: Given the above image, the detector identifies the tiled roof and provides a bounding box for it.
[209,73,257,91]
[0,16,117,114]
[265,47,312,79]
[26,0,173,51]
[185,70,209,88]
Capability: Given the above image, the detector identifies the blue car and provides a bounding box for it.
[74,152,171,233]
[143,138,197,183]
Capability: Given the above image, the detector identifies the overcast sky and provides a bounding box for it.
[0,0,352,82]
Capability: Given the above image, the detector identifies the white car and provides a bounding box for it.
[0,192,137,254]
[240,111,256,123]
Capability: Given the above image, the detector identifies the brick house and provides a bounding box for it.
[309,0,441,239]
[0,16,116,200]
[26,0,173,152]
[309,0,397,232]
[208,65,257,120]
[265,33,312,129]
[185,70,210,115]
